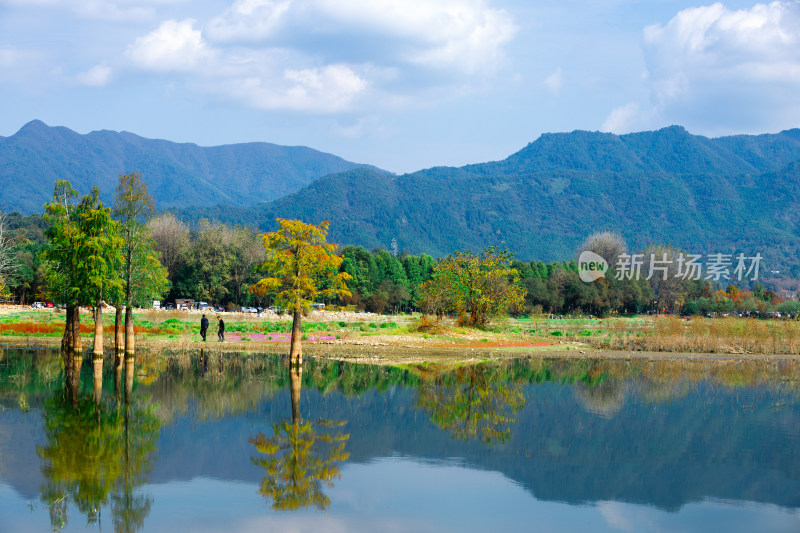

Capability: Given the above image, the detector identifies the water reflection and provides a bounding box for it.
[1,348,799,529]
[417,364,525,443]
[35,351,160,531]
[250,363,350,511]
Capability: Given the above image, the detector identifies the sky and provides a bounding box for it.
[0,0,798,174]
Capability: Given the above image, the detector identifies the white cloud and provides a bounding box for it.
[126,19,211,71]
[111,0,513,114]
[543,67,563,95]
[75,63,112,86]
[643,1,800,133]
[597,501,637,533]
[126,20,367,112]
[206,0,293,42]
[242,64,367,112]
[601,102,640,133]
[206,0,516,73]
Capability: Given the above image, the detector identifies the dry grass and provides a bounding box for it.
[589,316,800,355]
[413,315,451,334]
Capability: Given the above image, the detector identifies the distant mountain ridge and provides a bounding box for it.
[179,125,800,274]
[0,120,380,214]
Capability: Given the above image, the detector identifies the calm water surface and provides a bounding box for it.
[0,348,798,532]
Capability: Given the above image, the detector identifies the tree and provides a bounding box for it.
[113,172,162,356]
[227,225,265,306]
[42,181,85,355]
[251,219,351,364]
[578,231,627,266]
[0,211,17,300]
[419,248,526,328]
[75,187,125,360]
[147,213,189,282]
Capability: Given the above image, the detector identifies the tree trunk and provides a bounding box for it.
[125,306,135,355]
[115,307,124,353]
[71,305,82,355]
[93,302,103,358]
[289,304,302,366]
[62,304,74,355]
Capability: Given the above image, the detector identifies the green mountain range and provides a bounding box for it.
[0,120,375,214]
[4,120,800,273]
[181,125,800,274]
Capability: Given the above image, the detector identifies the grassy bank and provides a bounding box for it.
[2,307,800,358]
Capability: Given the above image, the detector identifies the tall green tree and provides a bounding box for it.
[251,219,351,364]
[113,172,166,356]
[42,181,84,355]
[75,187,124,360]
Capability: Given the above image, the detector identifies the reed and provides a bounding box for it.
[588,316,800,354]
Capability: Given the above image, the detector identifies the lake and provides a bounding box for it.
[1,347,798,532]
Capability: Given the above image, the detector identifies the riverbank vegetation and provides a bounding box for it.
[4,202,798,322]
[4,307,800,356]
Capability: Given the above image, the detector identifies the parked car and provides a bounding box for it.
[32,301,45,309]
[45,302,54,308]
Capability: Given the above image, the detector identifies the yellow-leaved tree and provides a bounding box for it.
[251,219,351,365]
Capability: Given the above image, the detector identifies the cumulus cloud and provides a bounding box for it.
[124,19,367,112]
[601,102,640,133]
[227,64,368,112]
[115,0,515,114]
[643,1,800,133]
[206,0,516,73]
[126,19,211,71]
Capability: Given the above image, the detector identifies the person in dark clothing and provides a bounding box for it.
[217,316,225,342]
[200,314,209,341]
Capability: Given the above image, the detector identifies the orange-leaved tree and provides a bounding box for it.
[251,219,351,364]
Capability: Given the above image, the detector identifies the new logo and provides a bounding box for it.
[578,251,608,283]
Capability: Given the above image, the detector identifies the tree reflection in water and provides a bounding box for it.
[417,363,526,444]
[250,363,350,511]
[36,351,160,531]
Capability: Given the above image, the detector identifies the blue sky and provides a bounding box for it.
[1,0,798,173]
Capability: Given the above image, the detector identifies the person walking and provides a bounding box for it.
[200,314,209,341]
[217,316,225,342]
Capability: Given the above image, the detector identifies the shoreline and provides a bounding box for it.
[3,334,799,366]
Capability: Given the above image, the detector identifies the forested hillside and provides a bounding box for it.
[0,120,378,213]
[181,126,800,275]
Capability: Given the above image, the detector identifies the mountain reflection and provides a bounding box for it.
[250,363,350,511]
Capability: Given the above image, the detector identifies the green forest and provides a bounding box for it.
[2,197,798,319]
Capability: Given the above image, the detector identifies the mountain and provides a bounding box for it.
[179,126,800,273]
[0,120,380,214]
